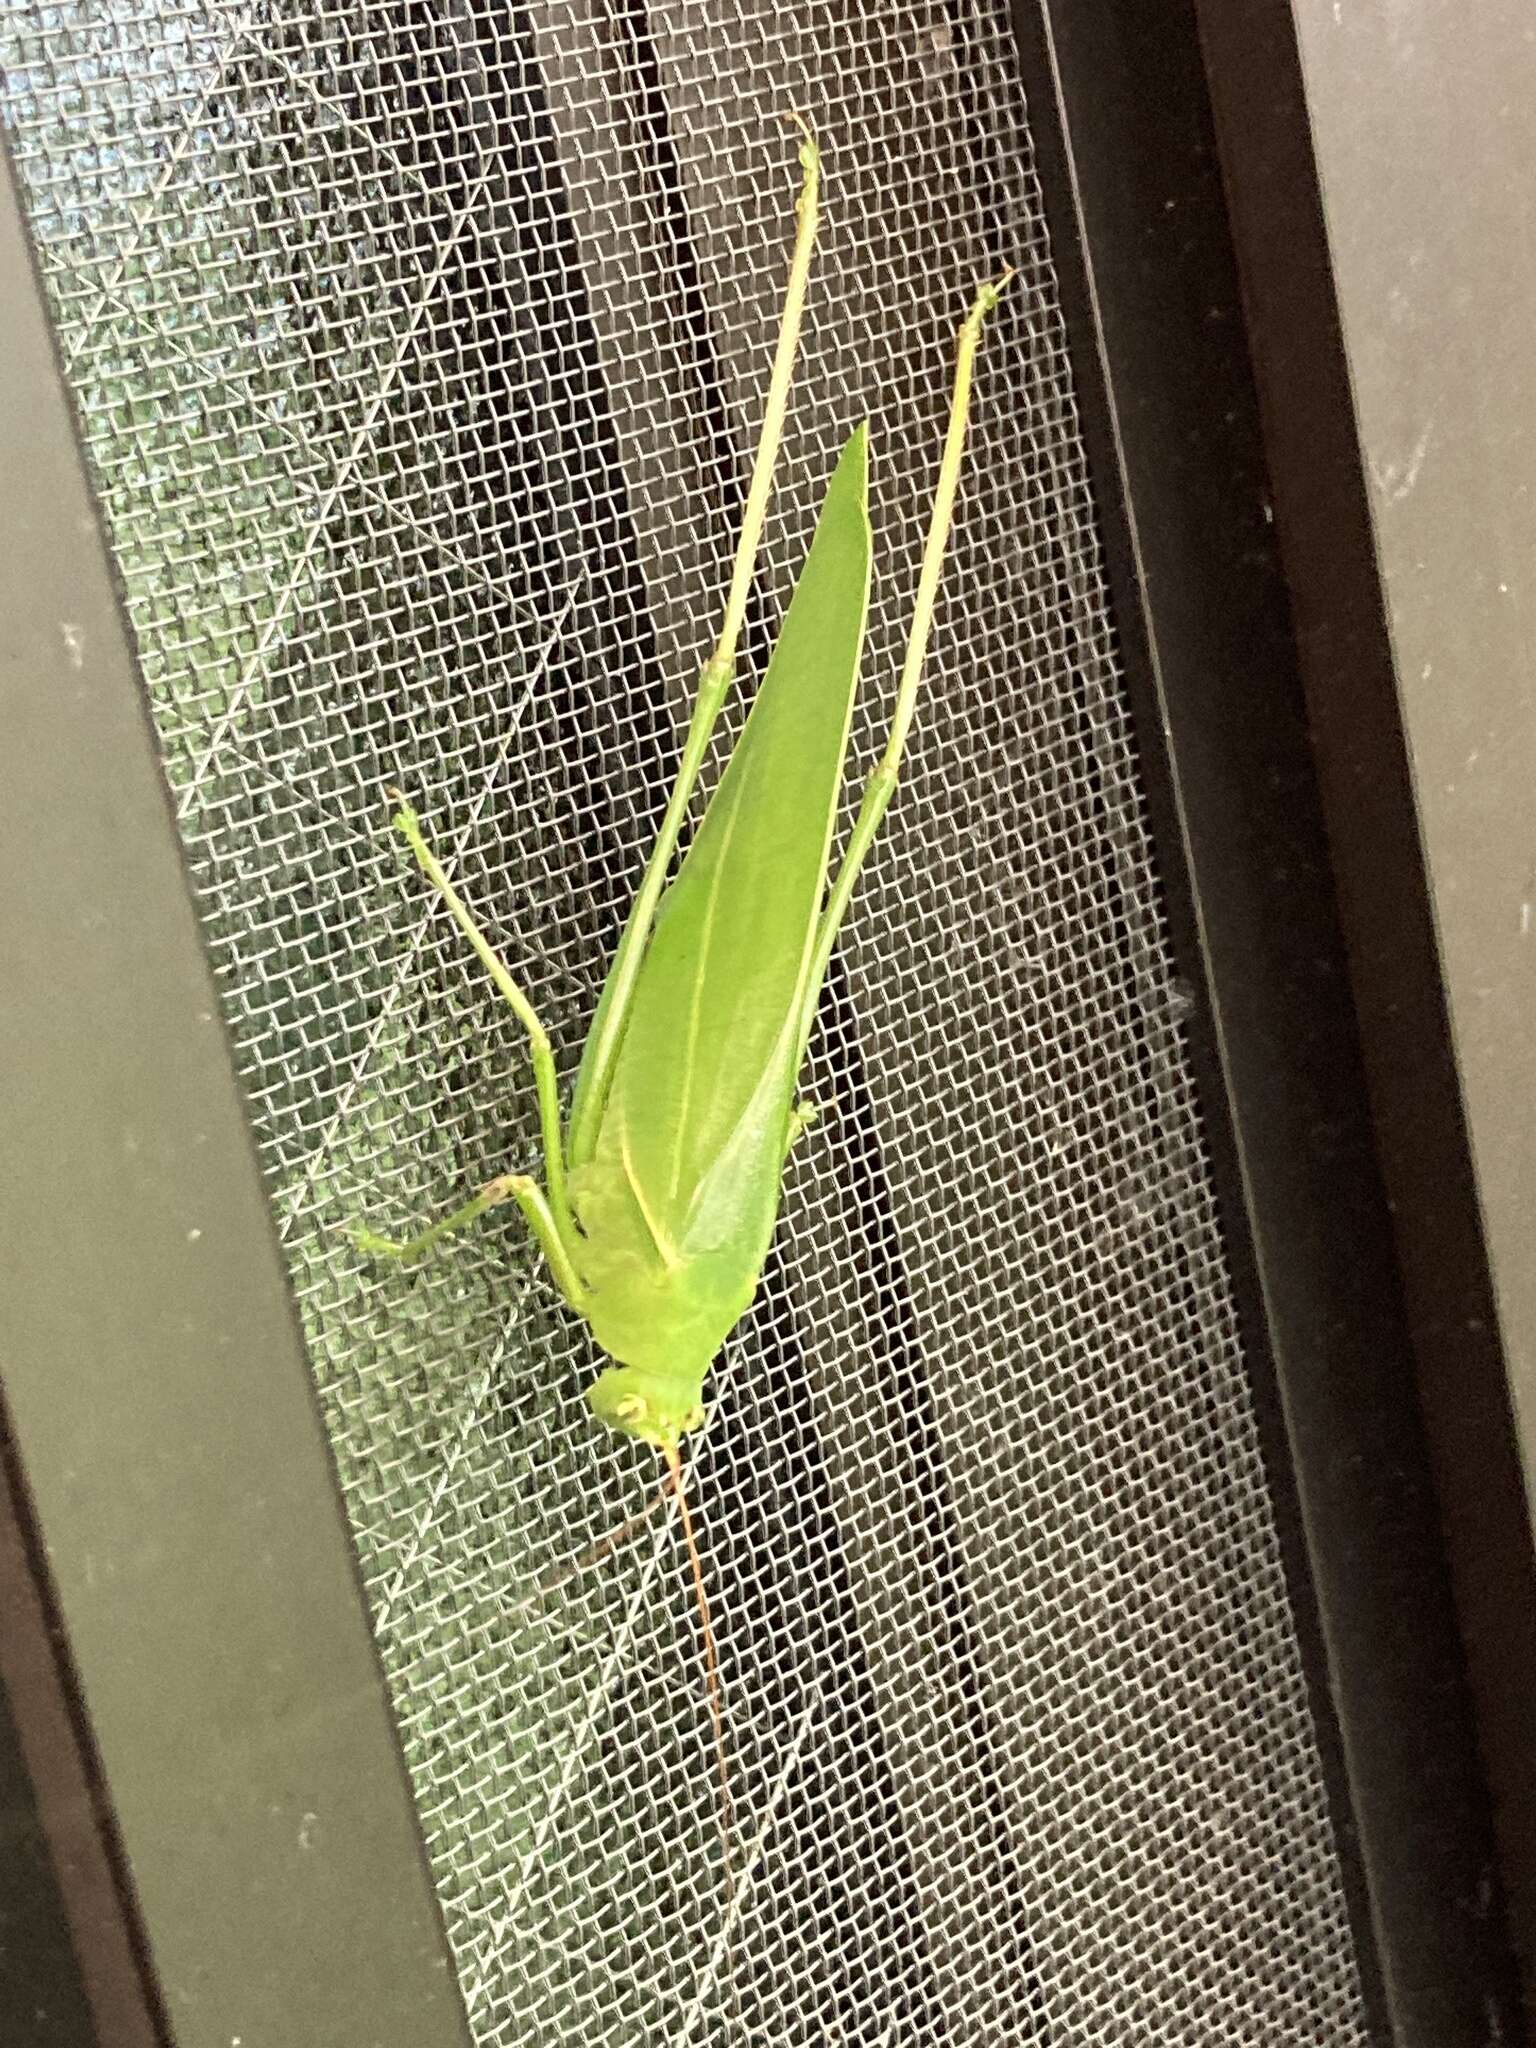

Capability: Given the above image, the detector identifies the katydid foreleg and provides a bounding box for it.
[666,1444,735,1930]
[509,1466,681,1613]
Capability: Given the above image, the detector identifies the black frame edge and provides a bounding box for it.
[0,1416,164,2048]
[1193,0,1536,2019]
[1006,0,1529,2039]
[0,134,474,2048]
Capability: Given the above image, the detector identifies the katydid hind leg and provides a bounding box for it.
[797,268,1014,1065]
[565,121,824,1170]
[783,1097,825,1164]
[505,1176,589,1311]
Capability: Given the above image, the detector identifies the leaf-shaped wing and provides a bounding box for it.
[571,425,871,1372]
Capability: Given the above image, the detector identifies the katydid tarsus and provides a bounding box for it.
[355,112,1009,1999]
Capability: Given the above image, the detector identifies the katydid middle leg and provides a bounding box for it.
[352,795,587,1292]
[353,1174,523,1263]
[388,793,574,1238]
[356,1166,588,1310]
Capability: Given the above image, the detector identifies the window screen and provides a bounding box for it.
[1,6,1372,2043]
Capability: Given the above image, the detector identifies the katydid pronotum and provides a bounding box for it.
[355,113,1009,1995]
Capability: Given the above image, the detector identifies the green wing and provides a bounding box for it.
[570,424,871,1374]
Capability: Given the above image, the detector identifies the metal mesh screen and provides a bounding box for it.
[2,7,1372,2043]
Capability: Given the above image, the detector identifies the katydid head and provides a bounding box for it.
[586,1364,705,1451]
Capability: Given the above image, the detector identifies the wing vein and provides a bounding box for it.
[619,1116,682,1270]
[667,770,749,1203]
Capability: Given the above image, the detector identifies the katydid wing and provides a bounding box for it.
[575,424,871,1450]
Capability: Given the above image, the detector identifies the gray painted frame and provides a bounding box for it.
[1007,0,1535,2035]
[0,137,471,2048]
[1194,0,1536,2019]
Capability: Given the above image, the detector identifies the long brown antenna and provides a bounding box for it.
[665,1441,737,2018]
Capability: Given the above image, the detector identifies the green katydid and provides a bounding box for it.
[356,112,1008,1967]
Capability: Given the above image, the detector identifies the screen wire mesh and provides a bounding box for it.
[3,6,1372,2043]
